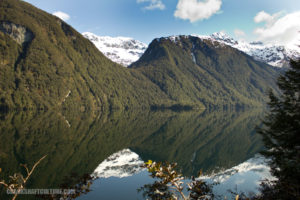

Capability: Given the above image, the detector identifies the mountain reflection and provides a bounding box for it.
[0,109,264,199]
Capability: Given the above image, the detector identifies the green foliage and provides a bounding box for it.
[257,59,300,199]
[131,36,280,109]
[0,0,175,112]
[139,160,214,200]
[0,0,279,112]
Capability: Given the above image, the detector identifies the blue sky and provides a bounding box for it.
[24,0,300,46]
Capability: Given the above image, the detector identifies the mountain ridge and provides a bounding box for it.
[130,35,280,109]
[85,31,299,68]
[83,32,147,67]
[207,32,300,68]
[147,33,299,68]
[0,0,174,112]
[0,0,281,111]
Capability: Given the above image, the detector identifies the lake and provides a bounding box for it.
[0,109,271,199]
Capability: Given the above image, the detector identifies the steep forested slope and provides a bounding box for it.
[130,36,280,108]
[0,0,173,112]
[0,0,280,111]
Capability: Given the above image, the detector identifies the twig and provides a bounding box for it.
[1,155,47,200]
[0,181,8,187]
[24,155,47,183]
[173,182,187,200]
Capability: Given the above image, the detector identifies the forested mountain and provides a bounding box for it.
[0,0,173,112]
[130,36,280,109]
[0,0,279,111]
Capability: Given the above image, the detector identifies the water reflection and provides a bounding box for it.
[0,109,264,199]
[131,109,264,176]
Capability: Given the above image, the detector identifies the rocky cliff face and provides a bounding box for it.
[0,21,34,45]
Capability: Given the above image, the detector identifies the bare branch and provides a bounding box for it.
[0,155,47,200]
[173,182,187,200]
[24,155,47,183]
[0,181,8,187]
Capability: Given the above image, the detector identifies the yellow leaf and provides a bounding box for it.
[145,160,152,165]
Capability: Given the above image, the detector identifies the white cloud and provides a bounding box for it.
[137,0,165,10]
[174,0,222,23]
[254,11,283,25]
[254,11,273,23]
[234,29,246,38]
[253,11,300,48]
[52,11,70,21]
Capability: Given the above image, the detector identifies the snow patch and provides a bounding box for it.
[63,90,71,102]
[191,52,196,64]
[84,31,299,68]
[202,154,274,196]
[92,149,273,197]
[169,36,180,43]
[93,149,144,178]
[62,116,71,128]
[161,33,299,67]
[83,32,147,66]
[204,32,300,67]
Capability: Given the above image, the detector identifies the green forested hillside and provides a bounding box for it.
[130,36,280,108]
[0,0,279,111]
[0,0,173,112]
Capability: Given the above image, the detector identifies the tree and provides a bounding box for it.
[139,160,215,200]
[257,59,300,199]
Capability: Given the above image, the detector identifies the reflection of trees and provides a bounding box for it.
[132,109,264,176]
[37,173,94,200]
[0,109,176,198]
[0,108,264,199]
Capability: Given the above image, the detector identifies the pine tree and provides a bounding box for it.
[257,59,300,199]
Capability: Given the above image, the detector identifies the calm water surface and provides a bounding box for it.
[0,109,268,199]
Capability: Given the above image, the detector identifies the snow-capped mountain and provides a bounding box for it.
[83,32,147,66]
[201,32,300,68]
[93,149,144,178]
[84,31,299,68]
[92,149,272,196]
[157,32,299,67]
[202,155,273,183]
[202,154,274,196]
